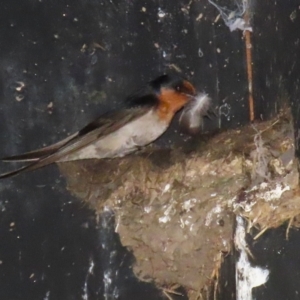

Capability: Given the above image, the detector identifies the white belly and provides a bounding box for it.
[61,109,168,161]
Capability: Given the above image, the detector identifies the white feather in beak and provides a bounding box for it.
[179,93,212,135]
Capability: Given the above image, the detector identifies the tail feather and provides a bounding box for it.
[0,162,40,179]
[0,133,79,179]
[1,133,77,163]
[0,149,68,179]
[2,149,55,162]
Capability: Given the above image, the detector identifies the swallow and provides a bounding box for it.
[0,74,201,179]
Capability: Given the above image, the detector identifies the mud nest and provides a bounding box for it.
[59,110,298,299]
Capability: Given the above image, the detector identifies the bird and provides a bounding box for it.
[0,74,208,179]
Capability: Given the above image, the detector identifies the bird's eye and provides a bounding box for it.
[174,81,195,95]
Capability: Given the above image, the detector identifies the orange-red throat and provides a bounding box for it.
[157,80,196,121]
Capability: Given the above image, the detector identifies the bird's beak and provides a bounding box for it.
[182,80,196,97]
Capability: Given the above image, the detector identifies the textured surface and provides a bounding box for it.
[60,111,298,298]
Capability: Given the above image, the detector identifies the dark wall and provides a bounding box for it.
[0,0,300,299]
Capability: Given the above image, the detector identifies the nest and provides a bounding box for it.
[59,109,298,299]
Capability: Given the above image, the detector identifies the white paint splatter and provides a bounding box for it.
[257,183,290,201]
[159,215,171,224]
[205,205,222,226]
[232,194,256,213]
[182,198,197,212]
[232,182,290,213]
[235,216,269,300]
[103,269,113,300]
[159,201,176,223]
[144,206,152,213]
[82,259,95,300]
[162,183,171,194]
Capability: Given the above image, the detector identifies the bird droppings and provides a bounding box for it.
[182,198,197,212]
[60,109,299,299]
[205,205,222,226]
[235,216,269,300]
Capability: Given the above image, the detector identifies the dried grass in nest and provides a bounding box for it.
[230,112,300,235]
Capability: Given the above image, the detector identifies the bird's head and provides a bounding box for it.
[150,74,196,121]
[126,74,196,121]
[150,74,196,97]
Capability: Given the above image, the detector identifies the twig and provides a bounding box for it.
[253,226,268,240]
[286,217,294,240]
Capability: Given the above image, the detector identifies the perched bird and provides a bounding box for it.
[0,74,210,179]
[0,74,195,178]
